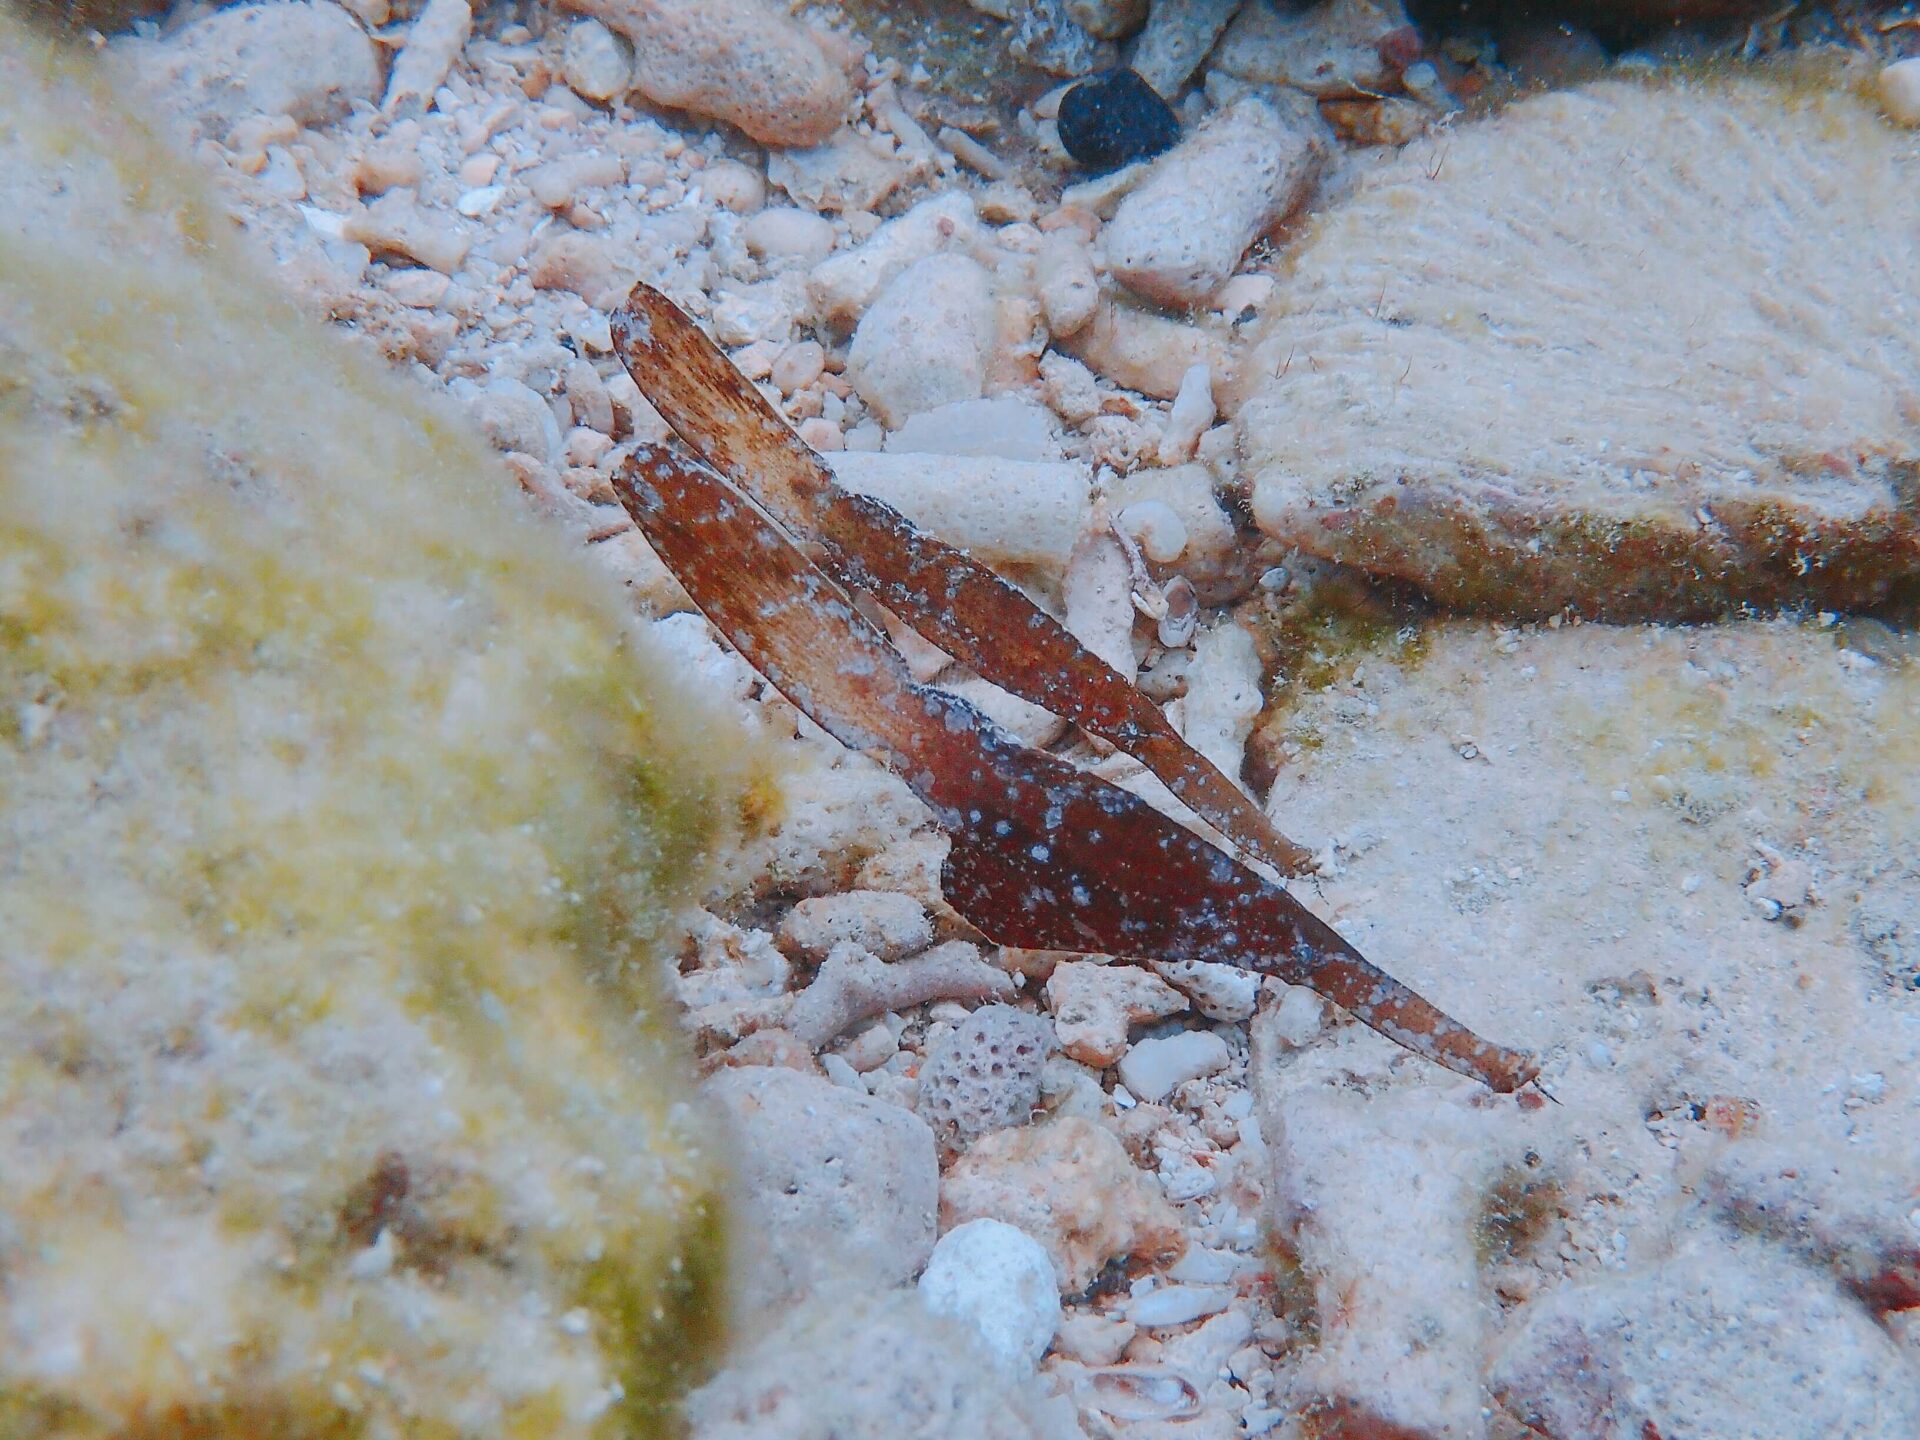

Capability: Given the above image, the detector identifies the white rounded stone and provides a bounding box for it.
[743,207,837,266]
[1116,1028,1230,1102]
[847,253,997,426]
[1033,233,1099,338]
[1126,1282,1232,1329]
[918,1218,1062,1375]
[1880,58,1920,127]
[561,18,631,103]
[701,157,766,215]
[1118,499,1189,563]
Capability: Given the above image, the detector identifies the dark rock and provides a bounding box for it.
[1057,67,1179,170]
[1498,18,1608,87]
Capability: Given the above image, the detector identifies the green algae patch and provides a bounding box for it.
[0,18,769,1439]
[1243,572,1431,790]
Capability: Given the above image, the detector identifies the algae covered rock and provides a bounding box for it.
[1236,74,1920,621]
[0,19,769,1438]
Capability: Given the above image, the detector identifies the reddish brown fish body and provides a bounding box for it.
[612,286,1314,878]
[611,285,1540,1096]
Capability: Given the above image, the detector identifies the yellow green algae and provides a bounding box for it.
[1242,570,1430,783]
[0,16,772,1438]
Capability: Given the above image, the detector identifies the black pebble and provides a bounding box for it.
[1056,68,1180,172]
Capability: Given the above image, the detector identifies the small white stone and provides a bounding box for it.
[744,207,837,266]
[838,1020,898,1073]
[458,152,500,188]
[771,339,827,397]
[1167,1246,1252,1285]
[1152,959,1256,1022]
[382,267,450,309]
[1213,272,1274,318]
[564,425,613,468]
[1127,1283,1231,1329]
[702,158,766,215]
[1054,1311,1136,1366]
[384,0,472,114]
[820,1052,866,1091]
[1117,1029,1230,1102]
[1033,233,1100,337]
[348,1228,396,1280]
[1880,58,1920,127]
[1158,363,1215,465]
[1119,500,1189,564]
[848,253,996,426]
[562,18,632,103]
[1107,96,1326,307]
[456,185,506,218]
[918,1219,1062,1375]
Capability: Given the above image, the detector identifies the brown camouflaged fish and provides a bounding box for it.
[610,283,1539,1094]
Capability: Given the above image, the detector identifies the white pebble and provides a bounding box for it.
[563,425,612,468]
[744,207,837,266]
[457,153,499,188]
[1116,1030,1230,1103]
[1127,1283,1231,1329]
[1213,272,1274,318]
[1271,987,1326,1051]
[771,339,827,397]
[918,1219,1061,1375]
[1106,97,1324,307]
[838,1020,897,1073]
[1054,1312,1136,1366]
[1157,363,1216,465]
[1119,500,1189,564]
[1167,1246,1251,1285]
[702,158,766,215]
[819,1053,866,1091]
[382,267,449,309]
[563,18,632,103]
[797,418,844,451]
[347,1228,396,1280]
[456,185,506,218]
[384,0,471,114]
[1880,58,1920,127]
[1033,234,1100,338]
[848,253,996,426]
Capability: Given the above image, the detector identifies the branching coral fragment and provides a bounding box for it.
[786,941,1017,1049]
[611,288,1540,1094]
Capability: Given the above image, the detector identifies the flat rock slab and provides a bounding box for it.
[1247,619,1920,1436]
[1235,77,1920,621]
